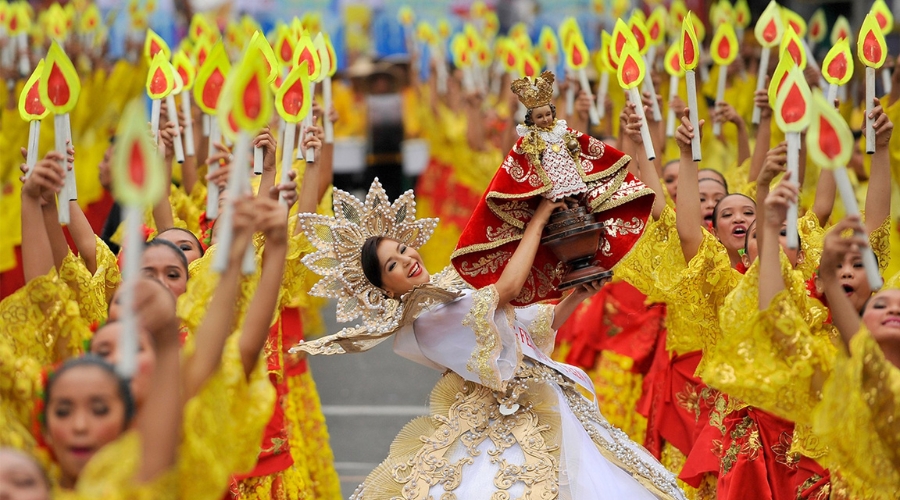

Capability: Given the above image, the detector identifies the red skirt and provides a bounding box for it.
[639,349,704,459]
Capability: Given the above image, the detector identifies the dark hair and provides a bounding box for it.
[711,193,755,229]
[43,356,136,431]
[361,236,385,288]
[698,168,729,192]
[524,103,557,127]
[743,219,758,255]
[145,238,189,275]
[157,227,205,257]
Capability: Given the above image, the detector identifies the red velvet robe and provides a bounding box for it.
[451,125,655,305]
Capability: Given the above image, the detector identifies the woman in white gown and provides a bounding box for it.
[293,179,686,500]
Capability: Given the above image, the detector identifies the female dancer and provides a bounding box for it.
[292,179,686,499]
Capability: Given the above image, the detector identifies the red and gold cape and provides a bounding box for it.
[451,125,654,306]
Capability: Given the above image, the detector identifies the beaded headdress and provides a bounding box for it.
[295,179,465,355]
[511,70,555,109]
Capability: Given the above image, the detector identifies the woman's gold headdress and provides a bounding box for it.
[511,70,555,109]
[294,179,463,355]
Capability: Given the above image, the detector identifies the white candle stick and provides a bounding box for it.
[305,82,317,163]
[63,114,76,201]
[881,67,892,95]
[698,47,709,83]
[666,74,679,137]
[752,48,770,124]
[253,144,264,174]
[827,83,839,105]
[180,92,195,156]
[647,45,658,72]
[150,98,161,140]
[785,131,800,249]
[685,69,702,161]
[25,120,40,178]
[865,67,875,154]
[16,32,28,77]
[279,121,296,206]
[595,71,609,119]
[202,113,210,136]
[565,71,575,114]
[117,204,143,378]
[54,114,70,223]
[165,94,185,164]
[833,166,883,290]
[435,47,448,95]
[578,68,601,125]
[206,118,221,219]
[712,64,728,136]
[213,132,255,273]
[642,57,663,121]
[294,123,305,161]
[323,75,334,143]
[629,87,656,160]
[800,39,827,90]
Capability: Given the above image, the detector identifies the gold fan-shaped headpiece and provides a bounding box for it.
[294,179,465,355]
[511,70,555,109]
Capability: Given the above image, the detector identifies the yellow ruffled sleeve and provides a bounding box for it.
[0,338,42,451]
[812,327,900,499]
[868,215,892,275]
[178,333,276,499]
[657,230,740,356]
[702,256,834,425]
[58,236,121,325]
[616,205,680,299]
[61,431,179,500]
[796,210,825,280]
[0,269,90,366]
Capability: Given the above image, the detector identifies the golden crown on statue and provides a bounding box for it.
[511,71,555,109]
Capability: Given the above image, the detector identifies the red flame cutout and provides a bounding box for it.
[717,36,733,60]
[763,19,779,44]
[242,75,262,120]
[571,45,585,66]
[786,39,803,65]
[227,111,239,134]
[875,12,888,31]
[507,52,516,67]
[524,58,536,77]
[202,68,224,109]
[648,22,660,41]
[779,82,806,125]
[282,79,306,115]
[621,53,641,86]
[682,34,696,66]
[177,67,189,86]
[670,51,681,72]
[614,32,628,58]
[46,63,70,106]
[129,142,145,187]
[297,47,317,71]
[631,26,646,51]
[150,40,162,58]
[818,115,842,160]
[280,39,293,63]
[811,24,820,37]
[826,53,848,79]
[198,47,208,66]
[149,67,169,95]
[862,30,883,64]
[24,80,45,116]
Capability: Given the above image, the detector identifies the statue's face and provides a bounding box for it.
[531,105,554,128]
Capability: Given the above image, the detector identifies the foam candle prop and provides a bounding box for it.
[250,31,278,174]
[214,54,272,274]
[319,33,338,143]
[752,1,784,125]
[194,41,212,137]
[630,16,661,121]
[10,3,29,78]
[872,1,894,94]
[398,6,415,56]
[38,41,80,223]
[275,62,311,205]
[822,39,853,104]
[539,26,560,90]
[559,18,579,115]
[710,23,738,136]
[167,67,186,163]
[808,9,826,48]
[680,13,701,161]
[858,14,887,154]
[293,31,321,163]
[734,0,751,44]
[663,44,684,137]
[19,60,48,178]
[111,99,166,377]
[618,40,655,160]
[773,67,811,249]
[646,6,667,72]
[565,32,599,125]
[805,90,882,290]
[146,52,175,143]
[173,50,197,156]
[193,42,230,219]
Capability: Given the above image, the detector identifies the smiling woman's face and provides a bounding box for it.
[375,239,430,297]
[712,194,756,254]
[863,289,900,348]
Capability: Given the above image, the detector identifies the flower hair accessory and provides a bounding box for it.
[300,179,438,324]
